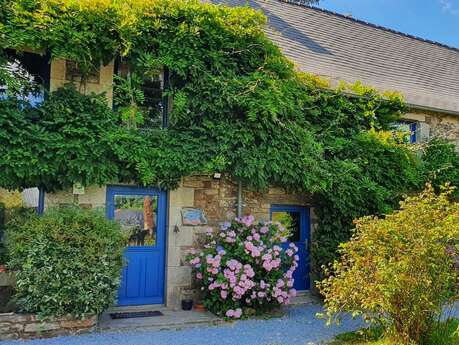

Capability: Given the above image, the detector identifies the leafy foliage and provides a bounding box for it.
[5,207,125,318]
[187,216,299,318]
[312,131,421,274]
[318,186,459,345]
[0,85,124,191]
[422,139,459,197]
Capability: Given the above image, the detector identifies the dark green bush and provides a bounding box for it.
[6,207,125,318]
[422,139,459,197]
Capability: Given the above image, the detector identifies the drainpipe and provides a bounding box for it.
[237,180,243,218]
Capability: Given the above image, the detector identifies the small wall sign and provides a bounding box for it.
[72,183,85,195]
[181,207,207,226]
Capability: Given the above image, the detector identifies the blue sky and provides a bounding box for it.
[316,0,459,48]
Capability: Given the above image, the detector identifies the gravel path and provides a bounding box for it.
[2,304,364,345]
[4,304,458,345]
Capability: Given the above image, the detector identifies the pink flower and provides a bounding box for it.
[244,241,254,251]
[241,215,255,227]
[253,233,260,241]
[251,247,261,257]
[196,272,203,279]
[260,226,269,234]
[258,291,266,298]
[263,261,272,271]
[221,290,228,299]
[294,255,299,261]
[226,309,234,317]
[233,308,242,318]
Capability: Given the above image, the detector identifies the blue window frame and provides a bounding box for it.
[392,121,417,143]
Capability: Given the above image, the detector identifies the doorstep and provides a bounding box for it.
[98,293,317,333]
[98,305,224,332]
[288,291,321,306]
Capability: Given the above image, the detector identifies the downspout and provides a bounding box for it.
[237,180,243,218]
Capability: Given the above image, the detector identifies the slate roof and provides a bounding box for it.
[210,0,459,115]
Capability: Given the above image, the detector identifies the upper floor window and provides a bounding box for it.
[0,50,50,106]
[114,61,168,129]
[392,120,418,143]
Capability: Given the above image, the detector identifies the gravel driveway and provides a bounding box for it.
[4,303,458,345]
[2,304,364,345]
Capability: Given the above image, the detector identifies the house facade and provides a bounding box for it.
[6,1,459,309]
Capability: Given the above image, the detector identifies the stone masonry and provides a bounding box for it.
[166,175,317,308]
[0,313,97,340]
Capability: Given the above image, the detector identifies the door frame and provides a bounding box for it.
[106,185,168,305]
[270,204,311,290]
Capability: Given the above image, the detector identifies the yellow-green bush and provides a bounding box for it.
[318,185,459,345]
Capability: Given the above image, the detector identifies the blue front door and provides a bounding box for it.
[106,186,167,306]
[271,205,310,291]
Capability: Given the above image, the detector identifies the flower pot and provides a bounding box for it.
[194,302,205,312]
[181,299,193,311]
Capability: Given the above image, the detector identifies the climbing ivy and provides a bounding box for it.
[0,0,451,274]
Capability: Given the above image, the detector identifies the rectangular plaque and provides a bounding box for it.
[181,207,207,226]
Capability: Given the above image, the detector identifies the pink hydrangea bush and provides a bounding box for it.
[187,215,298,319]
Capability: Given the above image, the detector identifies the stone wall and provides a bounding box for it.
[0,313,97,340]
[50,59,115,106]
[166,175,316,308]
[404,111,459,148]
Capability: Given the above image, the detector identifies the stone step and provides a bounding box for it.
[98,307,224,333]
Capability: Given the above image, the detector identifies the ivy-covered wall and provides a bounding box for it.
[1,0,458,278]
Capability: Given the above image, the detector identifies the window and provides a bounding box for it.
[392,121,418,143]
[0,50,50,106]
[114,61,168,128]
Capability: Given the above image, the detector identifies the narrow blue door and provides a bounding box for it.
[106,186,167,306]
[271,205,310,290]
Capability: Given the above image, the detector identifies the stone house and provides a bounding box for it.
[6,0,459,309]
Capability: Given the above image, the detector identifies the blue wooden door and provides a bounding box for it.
[271,205,310,291]
[106,186,167,306]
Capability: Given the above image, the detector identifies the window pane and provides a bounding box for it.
[272,211,301,242]
[391,121,417,143]
[114,194,158,246]
[142,76,163,128]
[1,50,49,105]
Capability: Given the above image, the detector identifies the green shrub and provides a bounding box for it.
[318,186,459,345]
[6,207,125,318]
[422,139,459,197]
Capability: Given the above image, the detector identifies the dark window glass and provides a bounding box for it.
[272,211,301,242]
[114,194,158,247]
[1,50,50,105]
[115,62,165,128]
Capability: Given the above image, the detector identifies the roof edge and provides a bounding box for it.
[279,1,459,53]
[407,103,459,117]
